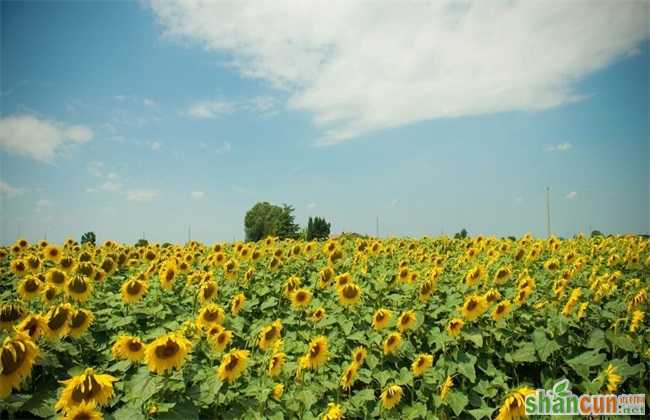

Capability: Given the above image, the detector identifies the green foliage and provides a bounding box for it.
[244,202,300,241]
[80,231,96,246]
[454,228,468,239]
[305,216,331,240]
[135,239,149,247]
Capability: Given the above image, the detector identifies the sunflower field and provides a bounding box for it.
[1,234,648,419]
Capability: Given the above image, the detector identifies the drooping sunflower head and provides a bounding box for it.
[492,300,512,321]
[46,268,68,289]
[372,308,392,330]
[121,279,148,304]
[383,332,402,355]
[68,309,94,338]
[340,362,358,391]
[44,303,73,340]
[230,293,246,316]
[380,384,403,409]
[465,265,485,285]
[419,279,435,302]
[196,304,225,329]
[290,288,312,309]
[15,314,47,340]
[460,294,488,321]
[411,353,434,377]
[338,283,362,306]
[268,256,282,272]
[310,307,326,323]
[259,320,282,351]
[0,302,27,330]
[112,335,146,362]
[352,346,367,366]
[440,375,454,401]
[217,349,250,384]
[495,387,535,420]
[210,328,233,353]
[26,255,42,273]
[0,331,39,398]
[198,280,218,304]
[483,288,502,305]
[322,402,344,420]
[41,284,60,305]
[158,263,177,289]
[267,351,286,377]
[75,262,95,278]
[397,310,417,332]
[144,333,192,374]
[10,258,28,277]
[65,276,93,303]
[303,336,328,370]
[446,318,465,337]
[318,266,335,288]
[59,256,76,273]
[283,276,301,297]
[17,276,44,301]
[335,273,351,289]
[60,400,103,420]
[55,368,117,413]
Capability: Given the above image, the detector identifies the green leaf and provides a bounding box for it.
[605,331,636,352]
[468,406,496,419]
[158,401,199,420]
[509,342,537,363]
[456,353,477,383]
[464,332,483,348]
[446,391,469,416]
[374,370,393,388]
[552,379,570,397]
[397,367,413,386]
[585,328,607,350]
[261,296,278,311]
[112,402,145,420]
[296,389,317,410]
[403,402,427,419]
[532,329,560,362]
[566,350,607,367]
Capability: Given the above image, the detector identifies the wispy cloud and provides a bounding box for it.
[125,189,159,202]
[546,142,573,152]
[143,98,158,107]
[307,202,317,209]
[186,96,280,119]
[565,191,577,200]
[187,100,235,119]
[191,191,205,199]
[0,180,23,198]
[0,114,94,162]
[87,161,104,177]
[150,141,161,151]
[151,1,648,144]
[34,198,53,212]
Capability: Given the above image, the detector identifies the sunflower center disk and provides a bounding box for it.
[127,341,142,352]
[69,279,88,294]
[155,340,180,359]
[1,342,26,375]
[49,308,69,330]
[126,282,142,295]
[71,375,101,403]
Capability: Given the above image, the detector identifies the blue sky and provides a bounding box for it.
[1,1,648,244]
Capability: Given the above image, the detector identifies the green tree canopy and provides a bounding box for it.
[244,202,300,242]
[306,216,331,240]
[81,231,96,246]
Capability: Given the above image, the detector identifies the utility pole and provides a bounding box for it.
[546,187,551,237]
[376,216,379,238]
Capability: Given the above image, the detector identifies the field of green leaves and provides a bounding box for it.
[1,234,648,419]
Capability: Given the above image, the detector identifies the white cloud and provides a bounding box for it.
[546,142,573,152]
[0,115,94,161]
[390,199,399,208]
[150,1,649,144]
[85,188,97,193]
[191,191,205,199]
[100,181,122,192]
[87,161,104,177]
[35,199,53,212]
[187,100,235,119]
[151,141,161,151]
[515,195,524,204]
[565,191,577,200]
[125,189,159,202]
[215,141,231,154]
[144,98,158,107]
[307,202,317,209]
[0,180,22,198]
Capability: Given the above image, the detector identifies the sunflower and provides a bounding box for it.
[16,314,47,340]
[484,288,502,305]
[10,258,28,277]
[543,258,560,271]
[199,280,218,304]
[66,276,93,303]
[460,294,488,321]
[397,310,417,332]
[17,276,43,301]
[465,265,485,285]
[419,279,435,302]
[604,364,622,393]
[42,284,59,305]
[230,293,246,316]
[210,328,233,352]
[46,268,68,289]
[0,331,39,398]
[268,352,286,377]
[144,333,192,374]
[217,349,250,383]
[259,320,282,351]
[121,279,148,304]
[112,336,146,362]
[268,257,282,272]
[629,310,644,333]
[494,387,534,420]
[493,266,512,285]
[322,403,344,420]
[351,346,367,366]
[334,272,351,289]
[302,336,328,369]
[26,255,42,273]
[59,256,76,273]
[411,353,433,377]
[196,304,225,329]
[310,307,326,323]
[340,362,358,391]
[318,267,335,288]
[492,300,512,321]
[290,288,312,309]
[446,318,464,337]
[383,332,402,355]
[283,276,301,297]
[0,303,26,330]
[158,264,177,289]
[439,375,453,401]
[576,302,589,320]
[272,383,284,401]
[372,309,392,330]
[338,283,362,306]
[61,401,103,420]
[69,309,94,338]
[224,258,239,280]
[380,384,403,409]
[44,303,73,340]
[397,267,411,284]
[55,368,116,413]
[514,286,532,306]
[43,244,63,263]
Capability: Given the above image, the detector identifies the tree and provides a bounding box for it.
[244,202,300,242]
[591,230,603,238]
[306,216,331,240]
[454,228,468,239]
[135,239,149,247]
[81,232,96,246]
